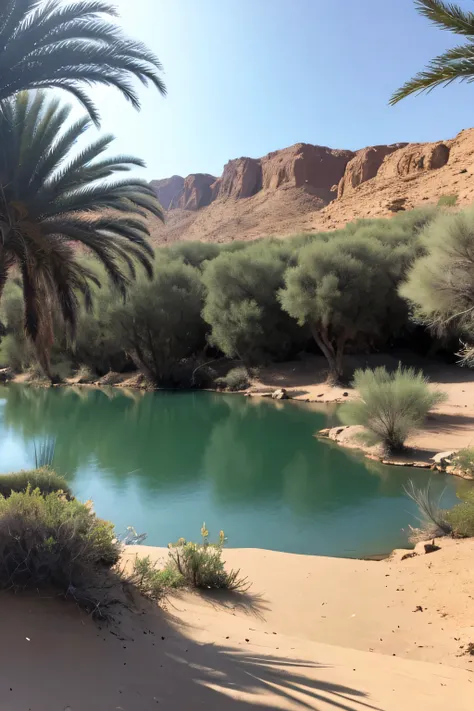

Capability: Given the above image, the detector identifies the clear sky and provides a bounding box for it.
[85,0,474,181]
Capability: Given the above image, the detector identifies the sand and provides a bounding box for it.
[1,539,473,710]
[253,352,474,457]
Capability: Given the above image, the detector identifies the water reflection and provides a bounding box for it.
[0,384,468,556]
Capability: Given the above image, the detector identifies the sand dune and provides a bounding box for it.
[1,539,472,710]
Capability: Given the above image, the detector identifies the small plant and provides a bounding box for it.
[0,488,120,609]
[216,366,250,392]
[166,524,248,591]
[437,194,458,207]
[445,489,474,538]
[405,480,452,543]
[340,365,447,453]
[0,468,71,499]
[130,555,184,600]
[451,448,474,478]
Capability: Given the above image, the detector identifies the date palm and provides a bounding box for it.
[391,0,474,104]
[0,0,166,124]
[0,90,163,379]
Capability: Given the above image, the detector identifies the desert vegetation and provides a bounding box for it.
[340,366,447,453]
[3,204,469,387]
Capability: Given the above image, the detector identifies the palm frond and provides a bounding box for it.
[0,91,162,374]
[0,0,166,124]
[390,44,474,103]
[415,0,474,36]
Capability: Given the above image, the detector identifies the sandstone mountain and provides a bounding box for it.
[148,127,474,246]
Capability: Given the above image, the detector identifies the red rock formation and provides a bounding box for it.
[212,157,262,200]
[337,144,407,198]
[149,175,184,210]
[261,143,354,201]
[377,142,450,180]
[177,174,216,210]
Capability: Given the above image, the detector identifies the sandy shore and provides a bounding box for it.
[1,540,473,710]
[254,352,474,458]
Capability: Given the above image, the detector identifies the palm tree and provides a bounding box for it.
[0,0,166,124]
[391,0,474,104]
[0,90,163,379]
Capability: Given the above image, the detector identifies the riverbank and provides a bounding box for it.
[1,539,473,710]
[8,350,474,460]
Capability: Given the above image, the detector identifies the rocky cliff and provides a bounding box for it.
[148,127,474,245]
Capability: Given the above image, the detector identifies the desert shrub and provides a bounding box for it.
[0,488,120,598]
[340,365,447,452]
[0,468,71,499]
[167,525,248,591]
[404,480,452,543]
[451,448,474,477]
[130,555,184,600]
[437,194,458,207]
[216,366,250,391]
[446,489,474,537]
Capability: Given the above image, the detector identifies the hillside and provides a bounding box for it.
[147,127,474,245]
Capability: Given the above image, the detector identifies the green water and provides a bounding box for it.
[0,385,468,557]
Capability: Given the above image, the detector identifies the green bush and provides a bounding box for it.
[340,365,447,452]
[130,555,184,600]
[437,194,458,207]
[451,448,474,478]
[445,489,474,537]
[167,525,248,591]
[0,488,120,598]
[0,468,72,499]
[216,366,250,391]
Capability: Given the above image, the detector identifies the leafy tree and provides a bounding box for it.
[340,366,447,452]
[400,209,474,363]
[202,242,305,365]
[0,91,163,379]
[0,0,166,124]
[110,260,207,386]
[391,0,474,104]
[165,241,221,269]
[279,234,409,382]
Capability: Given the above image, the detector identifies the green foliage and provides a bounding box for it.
[167,524,248,591]
[165,241,221,269]
[279,228,414,381]
[400,209,474,340]
[0,468,71,499]
[110,259,207,386]
[0,91,163,380]
[437,193,458,207]
[452,448,474,477]
[216,366,250,391]
[0,488,120,597]
[340,365,447,452]
[130,555,184,600]
[390,0,474,105]
[446,488,474,537]
[0,0,166,124]
[202,241,304,365]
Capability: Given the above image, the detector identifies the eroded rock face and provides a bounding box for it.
[149,175,184,210]
[378,142,450,179]
[337,144,407,198]
[261,144,354,199]
[177,174,216,210]
[212,157,262,200]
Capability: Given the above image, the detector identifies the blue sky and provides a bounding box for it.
[86,0,474,180]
